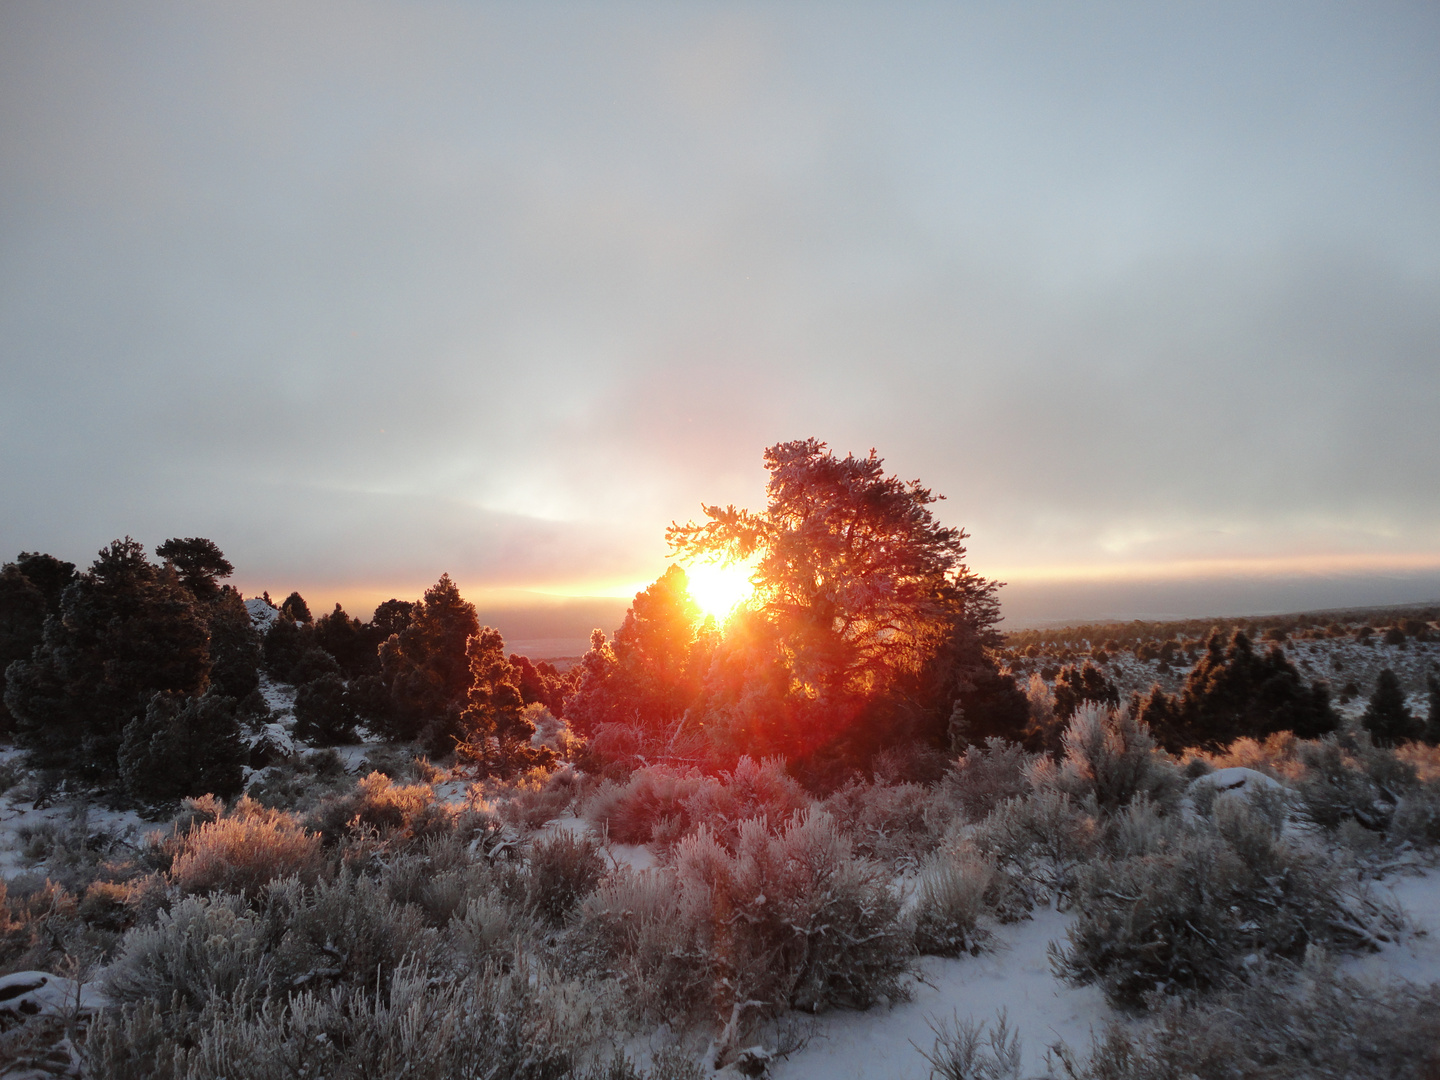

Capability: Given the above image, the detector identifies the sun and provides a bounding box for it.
[684,560,755,621]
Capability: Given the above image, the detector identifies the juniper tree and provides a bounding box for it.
[155,537,234,602]
[1362,667,1417,747]
[6,539,210,781]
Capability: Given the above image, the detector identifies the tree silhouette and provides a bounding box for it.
[155,537,233,602]
[1362,668,1417,747]
[667,439,1010,771]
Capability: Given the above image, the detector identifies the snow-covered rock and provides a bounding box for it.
[0,971,108,1019]
[245,596,280,632]
[1190,766,1284,794]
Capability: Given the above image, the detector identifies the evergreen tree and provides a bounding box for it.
[263,616,308,680]
[370,599,415,640]
[280,591,312,624]
[1362,668,1417,747]
[208,586,262,699]
[1173,629,1336,748]
[454,627,555,774]
[566,565,706,739]
[1136,684,1184,752]
[118,690,245,803]
[0,553,77,732]
[5,539,210,781]
[313,603,378,678]
[373,574,479,745]
[155,537,233,602]
[1052,661,1119,722]
[13,553,78,607]
[0,564,47,733]
[292,672,358,746]
[667,439,1009,770]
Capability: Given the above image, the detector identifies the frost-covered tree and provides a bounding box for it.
[454,627,555,774]
[566,565,708,739]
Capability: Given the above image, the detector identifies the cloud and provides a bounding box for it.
[1,2,1437,623]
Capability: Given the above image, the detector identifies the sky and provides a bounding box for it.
[2,2,1438,641]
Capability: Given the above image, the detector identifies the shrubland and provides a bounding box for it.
[2,451,1438,1076]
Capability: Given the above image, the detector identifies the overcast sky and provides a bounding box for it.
[2,2,1438,629]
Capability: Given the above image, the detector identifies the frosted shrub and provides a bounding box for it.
[308,771,451,845]
[1052,800,1390,1007]
[500,765,582,831]
[583,767,711,845]
[678,755,811,846]
[821,779,944,865]
[1055,703,1181,814]
[914,1010,1021,1080]
[970,788,1099,909]
[261,873,438,995]
[912,852,995,957]
[575,868,710,1026]
[1065,960,1440,1080]
[103,893,267,1009]
[1293,737,1416,835]
[526,831,606,926]
[679,810,909,1046]
[940,738,1034,822]
[579,811,908,1052]
[169,800,323,898]
[90,963,608,1080]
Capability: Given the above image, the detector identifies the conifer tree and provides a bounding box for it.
[292,672,358,746]
[373,574,480,745]
[5,538,210,781]
[155,537,233,601]
[1172,629,1336,748]
[208,586,262,699]
[1362,668,1417,747]
[118,690,245,803]
[1052,661,1119,722]
[566,565,705,739]
[454,627,556,774]
[280,591,313,624]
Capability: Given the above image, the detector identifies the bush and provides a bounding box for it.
[168,800,323,897]
[940,738,1034,822]
[308,771,453,846]
[526,831,606,926]
[970,788,1098,910]
[89,963,608,1080]
[583,767,710,845]
[914,1010,1021,1080]
[103,893,267,1009]
[1051,799,1400,1007]
[1054,703,1181,814]
[821,779,946,865]
[577,810,908,1055]
[1061,959,1440,1080]
[261,873,438,996]
[912,853,995,957]
[1293,737,1417,834]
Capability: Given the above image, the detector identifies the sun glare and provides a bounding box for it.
[685,560,755,621]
